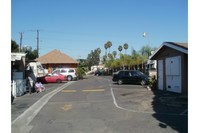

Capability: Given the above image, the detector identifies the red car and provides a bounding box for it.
[38,74,67,83]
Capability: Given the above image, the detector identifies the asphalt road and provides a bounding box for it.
[11,75,188,133]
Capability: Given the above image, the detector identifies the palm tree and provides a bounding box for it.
[112,51,117,59]
[140,45,153,58]
[97,48,101,55]
[107,41,112,54]
[104,42,109,56]
[118,45,123,53]
[103,55,107,63]
[123,43,128,54]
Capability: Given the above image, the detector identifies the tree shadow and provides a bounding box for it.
[151,89,188,133]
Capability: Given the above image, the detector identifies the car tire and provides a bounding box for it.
[56,79,62,83]
[140,80,146,86]
[67,75,73,81]
[118,79,123,85]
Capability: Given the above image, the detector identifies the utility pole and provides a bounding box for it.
[37,30,39,57]
[19,32,23,52]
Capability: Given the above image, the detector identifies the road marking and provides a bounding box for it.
[61,90,77,92]
[61,104,72,111]
[108,79,187,116]
[12,82,75,133]
[82,89,105,92]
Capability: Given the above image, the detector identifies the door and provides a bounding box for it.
[130,71,140,84]
[165,56,181,93]
[158,60,164,90]
[122,71,131,83]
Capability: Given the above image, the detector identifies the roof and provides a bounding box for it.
[35,49,78,64]
[150,42,188,60]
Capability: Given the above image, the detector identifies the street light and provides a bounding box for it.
[142,32,150,45]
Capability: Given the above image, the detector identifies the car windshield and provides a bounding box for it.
[136,71,144,76]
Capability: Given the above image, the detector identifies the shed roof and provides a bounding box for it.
[150,42,188,60]
[35,49,78,64]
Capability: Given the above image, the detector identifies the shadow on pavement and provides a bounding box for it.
[151,89,188,133]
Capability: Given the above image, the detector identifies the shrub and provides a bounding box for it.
[76,67,85,80]
[149,75,157,90]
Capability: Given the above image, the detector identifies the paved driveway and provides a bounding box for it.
[110,83,188,115]
[11,76,188,133]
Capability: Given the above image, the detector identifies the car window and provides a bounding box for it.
[119,71,124,76]
[53,70,60,74]
[136,71,144,76]
[131,71,137,76]
[61,69,67,73]
[69,69,74,73]
[124,71,130,76]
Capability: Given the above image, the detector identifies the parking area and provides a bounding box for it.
[109,82,188,116]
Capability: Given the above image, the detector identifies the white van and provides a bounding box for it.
[52,68,77,81]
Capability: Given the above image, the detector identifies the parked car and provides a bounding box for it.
[37,74,66,83]
[112,70,149,86]
[94,69,109,76]
[51,68,77,81]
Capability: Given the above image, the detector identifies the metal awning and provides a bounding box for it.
[11,53,26,61]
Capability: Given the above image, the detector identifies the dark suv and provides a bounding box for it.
[112,70,149,86]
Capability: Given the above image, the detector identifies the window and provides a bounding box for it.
[124,71,129,76]
[53,70,60,74]
[69,69,74,73]
[61,69,67,73]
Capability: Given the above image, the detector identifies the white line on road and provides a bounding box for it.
[11,81,75,133]
[108,79,187,116]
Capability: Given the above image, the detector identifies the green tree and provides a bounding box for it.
[118,45,123,53]
[76,67,86,80]
[86,48,101,70]
[104,42,109,56]
[112,51,117,59]
[11,40,19,52]
[139,45,156,58]
[123,43,128,54]
[103,55,107,63]
[107,41,112,54]
[97,48,101,55]
[11,40,38,60]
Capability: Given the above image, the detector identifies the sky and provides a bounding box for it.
[11,0,188,59]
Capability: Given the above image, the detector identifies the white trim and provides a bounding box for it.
[150,42,188,60]
[163,42,188,54]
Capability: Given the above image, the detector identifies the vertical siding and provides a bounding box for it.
[154,46,188,95]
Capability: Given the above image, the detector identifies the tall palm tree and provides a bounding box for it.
[96,48,101,65]
[103,55,107,63]
[107,41,112,54]
[118,45,123,53]
[104,42,109,56]
[140,45,153,58]
[123,43,128,54]
[112,51,117,59]
[97,48,101,55]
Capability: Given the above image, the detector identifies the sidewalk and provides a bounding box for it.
[11,83,62,122]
